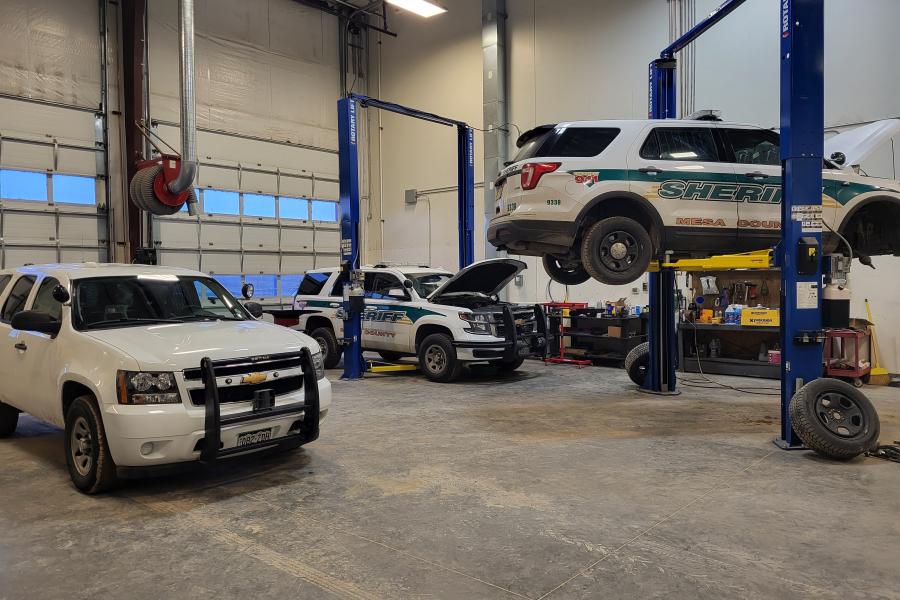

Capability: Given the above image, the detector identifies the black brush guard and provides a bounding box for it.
[499,304,548,362]
[199,347,320,463]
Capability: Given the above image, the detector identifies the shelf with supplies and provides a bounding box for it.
[544,304,647,365]
[678,322,781,380]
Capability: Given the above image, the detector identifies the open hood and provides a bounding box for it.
[824,119,900,169]
[429,258,526,300]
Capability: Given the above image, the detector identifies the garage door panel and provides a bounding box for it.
[4,247,57,268]
[60,248,104,263]
[58,214,102,245]
[281,254,315,273]
[313,253,339,268]
[200,221,241,250]
[201,252,241,275]
[158,250,200,271]
[278,176,313,198]
[242,224,279,250]
[314,228,339,253]
[3,211,56,244]
[315,180,339,200]
[156,219,200,249]
[280,226,314,251]
[242,253,279,274]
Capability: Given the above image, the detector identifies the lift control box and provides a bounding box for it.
[797,237,819,275]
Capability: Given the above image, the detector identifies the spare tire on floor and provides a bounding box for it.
[789,378,880,460]
[624,341,649,387]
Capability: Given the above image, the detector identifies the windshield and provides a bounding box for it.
[407,273,451,298]
[73,275,250,330]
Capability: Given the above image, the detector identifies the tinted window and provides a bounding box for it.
[640,128,719,162]
[298,272,330,295]
[32,278,63,322]
[407,273,451,298]
[0,275,11,297]
[513,127,620,162]
[367,273,406,300]
[2,276,36,323]
[726,128,780,166]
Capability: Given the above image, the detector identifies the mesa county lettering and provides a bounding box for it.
[658,180,782,204]
[676,217,781,229]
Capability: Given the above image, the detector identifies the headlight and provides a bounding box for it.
[459,312,495,335]
[117,371,182,405]
[311,351,326,380]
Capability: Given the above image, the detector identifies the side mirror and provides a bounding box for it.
[403,279,413,289]
[241,283,255,299]
[387,288,408,300]
[11,310,61,337]
[830,151,846,166]
[244,301,264,319]
[52,285,70,303]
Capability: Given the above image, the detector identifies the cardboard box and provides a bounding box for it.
[607,325,623,338]
[741,308,780,327]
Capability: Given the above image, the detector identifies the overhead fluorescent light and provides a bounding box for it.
[385,0,447,18]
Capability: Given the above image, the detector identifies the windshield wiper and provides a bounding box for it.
[84,317,184,329]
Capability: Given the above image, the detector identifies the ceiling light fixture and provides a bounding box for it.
[385,0,447,18]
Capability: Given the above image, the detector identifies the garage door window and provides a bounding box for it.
[279,197,310,220]
[52,174,96,205]
[213,275,244,296]
[311,200,338,222]
[203,190,240,215]
[245,274,277,297]
[244,194,276,218]
[1,275,36,323]
[0,169,47,202]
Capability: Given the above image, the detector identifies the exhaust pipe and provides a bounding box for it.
[168,0,198,214]
[129,0,199,216]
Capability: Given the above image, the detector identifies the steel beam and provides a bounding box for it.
[121,0,148,261]
[776,0,825,448]
[482,0,508,259]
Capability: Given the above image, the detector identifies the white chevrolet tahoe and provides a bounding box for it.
[488,118,900,285]
[281,258,546,383]
[0,263,331,494]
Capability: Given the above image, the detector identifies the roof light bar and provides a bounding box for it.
[385,0,446,18]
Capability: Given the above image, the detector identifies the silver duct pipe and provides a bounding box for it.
[169,0,198,213]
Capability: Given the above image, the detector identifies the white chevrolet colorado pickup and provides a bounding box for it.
[0,263,331,493]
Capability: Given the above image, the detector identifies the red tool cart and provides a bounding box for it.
[823,328,871,387]
[542,302,592,366]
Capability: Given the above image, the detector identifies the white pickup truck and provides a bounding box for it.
[0,263,331,493]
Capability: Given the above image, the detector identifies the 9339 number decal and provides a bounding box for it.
[546,199,561,206]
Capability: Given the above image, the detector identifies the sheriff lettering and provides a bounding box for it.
[657,180,782,204]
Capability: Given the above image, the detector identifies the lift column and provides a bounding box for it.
[776,0,825,448]
[337,96,366,380]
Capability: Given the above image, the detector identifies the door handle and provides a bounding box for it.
[638,166,663,175]
[329,302,341,308]
[14,342,27,352]
[745,171,769,179]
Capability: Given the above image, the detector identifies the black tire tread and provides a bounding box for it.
[310,326,342,369]
[417,333,462,383]
[580,216,652,285]
[542,255,591,286]
[65,395,119,494]
[624,342,650,386]
[789,379,880,460]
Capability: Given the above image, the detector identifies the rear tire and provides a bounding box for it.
[0,402,19,438]
[64,395,119,494]
[542,255,590,285]
[490,357,525,372]
[581,216,652,285]
[789,378,880,460]
[624,342,650,387]
[417,333,462,383]
[310,326,342,369]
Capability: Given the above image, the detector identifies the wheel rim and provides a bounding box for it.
[70,416,94,477]
[815,392,865,438]
[315,337,328,361]
[424,345,447,374]
[598,230,639,272]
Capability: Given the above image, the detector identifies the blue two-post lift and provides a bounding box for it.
[336,93,476,380]
[645,0,825,448]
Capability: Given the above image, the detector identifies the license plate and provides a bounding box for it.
[236,428,273,447]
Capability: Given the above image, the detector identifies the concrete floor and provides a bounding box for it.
[1,361,899,599]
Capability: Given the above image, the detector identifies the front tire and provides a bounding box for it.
[64,395,119,494]
[624,342,650,387]
[581,216,652,285]
[0,402,19,437]
[789,378,880,460]
[310,326,342,369]
[542,255,591,285]
[417,333,462,383]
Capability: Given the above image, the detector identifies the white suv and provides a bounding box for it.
[488,118,900,285]
[283,259,546,382]
[0,263,331,493]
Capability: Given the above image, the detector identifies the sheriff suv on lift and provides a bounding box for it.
[287,259,546,383]
[0,263,331,494]
[488,118,900,285]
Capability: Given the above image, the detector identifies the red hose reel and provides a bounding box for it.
[129,155,196,215]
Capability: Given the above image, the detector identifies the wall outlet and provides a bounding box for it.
[404,189,418,205]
